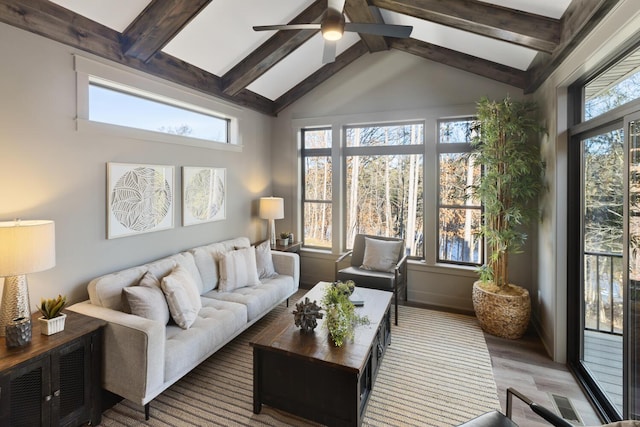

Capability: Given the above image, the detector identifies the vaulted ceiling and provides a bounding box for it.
[0,0,619,116]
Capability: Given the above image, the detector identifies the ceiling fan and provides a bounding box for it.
[253,0,413,64]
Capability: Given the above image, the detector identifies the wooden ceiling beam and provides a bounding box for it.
[390,38,527,89]
[121,0,211,63]
[221,0,326,97]
[344,0,388,53]
[274,41,369,114]
[372,0,560,54]
[0,0,274,115]
[525,0,620,93]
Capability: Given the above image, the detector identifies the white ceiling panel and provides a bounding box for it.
[162,0,315,76]
[48,0,151,32]
[478,0,572,19]
[247,32,361,100]
[381,10,538,71]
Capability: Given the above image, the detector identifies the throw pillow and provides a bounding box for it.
[219,247,261,292]
[122,271,170,324]
[161,264,202,329]
[255,240,278,279]
[361,237,403,272]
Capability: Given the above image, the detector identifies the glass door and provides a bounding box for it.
[627,113,640,419]
[580,125,625,417]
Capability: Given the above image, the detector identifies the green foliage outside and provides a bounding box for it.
[470,96,545,289]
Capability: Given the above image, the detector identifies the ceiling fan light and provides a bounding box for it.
[323,28,343,41]
[321,8,345,41]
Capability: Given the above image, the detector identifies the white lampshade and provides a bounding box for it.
[259,197,284,220]
[0,220,56,276]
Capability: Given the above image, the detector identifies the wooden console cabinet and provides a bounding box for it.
[0,311,105,427]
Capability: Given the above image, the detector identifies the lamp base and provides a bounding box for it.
[0,275,32,337]
[268,219,276,247]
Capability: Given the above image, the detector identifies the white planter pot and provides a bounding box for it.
[38,313,66,335]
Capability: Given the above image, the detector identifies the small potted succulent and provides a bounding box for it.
[37,294,67,335]
[277,232,291,246]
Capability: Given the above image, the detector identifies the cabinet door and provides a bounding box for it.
[54,336,92,427]
[0,356,51,427]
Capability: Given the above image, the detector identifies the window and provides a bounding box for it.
[89,77,230,144]
[344,123,424,257]
[302,128,332,248]
[437,119,482,265]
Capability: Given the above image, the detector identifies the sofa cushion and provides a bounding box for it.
[161,265,202,329]
[361,237,403,272]
[218,247,261,292]
[164,298,247,382]
[204,274,295,321]
[122,272,170,324]
[88,265,147,310]
[255,240,278,279]
[170,252,204,295]
[190,244,224,293]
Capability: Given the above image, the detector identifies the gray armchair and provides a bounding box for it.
[335,234,408,325]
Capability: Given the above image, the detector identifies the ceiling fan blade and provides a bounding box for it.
[328,0,346,12]
[322,40,337,64]
[344,23,412,38]
[253,23,321,31]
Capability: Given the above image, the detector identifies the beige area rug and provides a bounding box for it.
[99,293,500,426]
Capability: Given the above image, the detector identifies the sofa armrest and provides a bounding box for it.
[68,301,165,405]
[272,251,299,288]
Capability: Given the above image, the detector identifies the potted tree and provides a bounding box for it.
[470,96,544,339]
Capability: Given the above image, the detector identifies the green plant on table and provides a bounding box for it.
[322,281,368,347]
[279,231,291,239]
[37,294,67,319]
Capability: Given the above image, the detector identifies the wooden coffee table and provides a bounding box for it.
[251,282,392,427]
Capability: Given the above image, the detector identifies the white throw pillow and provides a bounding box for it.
[255,240,278,279]
[161,264,202,329]
[361,237,403,272]
[122,271,170,324]
[219,247,261,292]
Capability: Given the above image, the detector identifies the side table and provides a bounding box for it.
[0,311,106,427]
[272,241,301,253]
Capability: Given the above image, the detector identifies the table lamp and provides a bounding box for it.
[0,220,56,337]
[259,197,284,247]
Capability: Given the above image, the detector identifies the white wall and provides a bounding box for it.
[0,23,274,307]
[533,0,640,362]
[272,50,528,312]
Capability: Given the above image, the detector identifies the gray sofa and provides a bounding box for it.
[68,237,299,419]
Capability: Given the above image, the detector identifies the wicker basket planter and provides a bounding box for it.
[38,313,67,335]
[472,281,530,339]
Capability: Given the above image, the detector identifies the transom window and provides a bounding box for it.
[88,77,230,144]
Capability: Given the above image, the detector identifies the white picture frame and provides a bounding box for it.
[107,162,175,239]
[182,167,226,226]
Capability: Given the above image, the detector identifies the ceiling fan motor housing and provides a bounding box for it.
[322,8,345,40]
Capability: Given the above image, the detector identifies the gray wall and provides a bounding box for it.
[0,23,274,306]
[271,50,529,313]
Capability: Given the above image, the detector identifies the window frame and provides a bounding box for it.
[436,117,483,267]
[74,55,241,151]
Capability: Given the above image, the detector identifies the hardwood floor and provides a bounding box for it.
[485,326,603,426]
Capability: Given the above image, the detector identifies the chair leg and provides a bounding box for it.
[145,403,150,420]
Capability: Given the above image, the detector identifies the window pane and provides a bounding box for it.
[89,82,229,143]
[439,153,480,205]
[304,156,332,200]
[439,119,474,143]
[303,202,332,248]
[438,208,482,264]
[345,123,423,147]
[346,154,423,257]
[303,128,331,148]
[585,48,640,120]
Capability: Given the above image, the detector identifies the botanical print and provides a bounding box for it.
[183,167,226,226]
[107,163,174,238]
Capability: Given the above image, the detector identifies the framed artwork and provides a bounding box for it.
[107,162,175,239]
[182,167,226,226]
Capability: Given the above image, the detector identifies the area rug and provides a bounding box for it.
[99,293,500,426]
